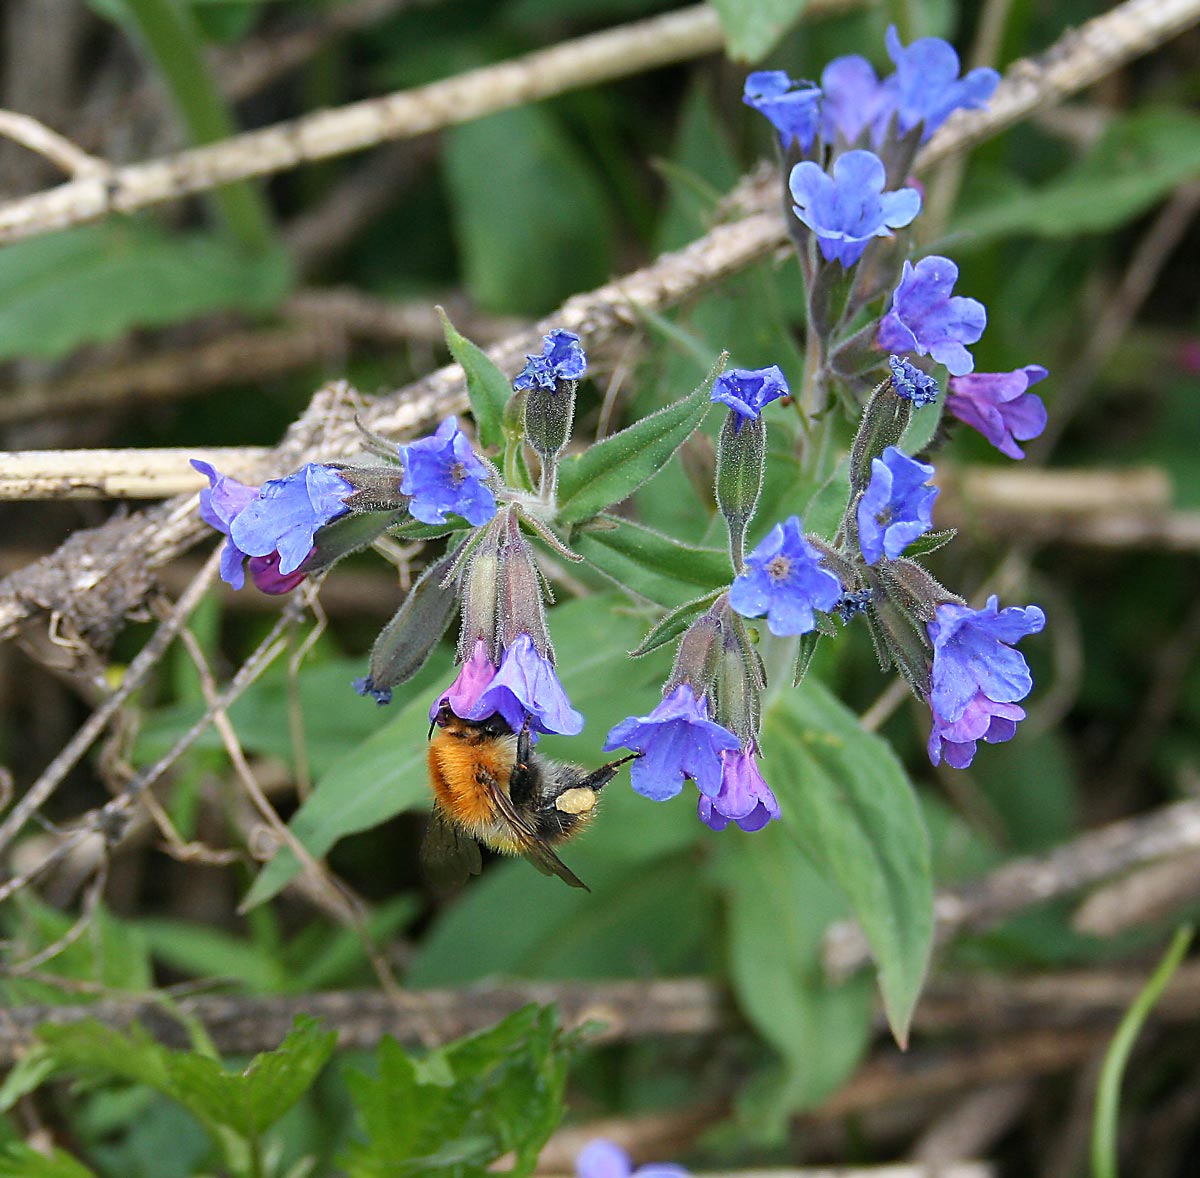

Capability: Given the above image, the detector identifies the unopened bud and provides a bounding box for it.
[879,558,961,623]
[862,567,933,696]
[849,373,912,493]
[364,551,458,697]
[497,509,553,657]
[715,413,766,570]
[666,608,724,698]
[459,518,502,656]
[715,623,760,745]
[305,508,407,577]
[524,382,577,463]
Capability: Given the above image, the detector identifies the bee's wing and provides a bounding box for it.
[486,781,591,891]
[420,807,483,891]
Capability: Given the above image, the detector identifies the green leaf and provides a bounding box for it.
[556,357,722,525]
[763,678,932,1045]
[243,596,655,908]
[438,307,511,450]
[956,109,1200,244]
[341,1006,571,1177]
[710,0,810,62]
[0,221,290,361]
[629,589,722,657]
[444,105,614,314]
[0,1144,98,1178]
[573,517,730,608]
[711,822,873,1134]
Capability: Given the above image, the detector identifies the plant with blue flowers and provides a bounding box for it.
[193,23,1050,1062]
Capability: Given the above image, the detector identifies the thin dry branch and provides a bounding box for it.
[0,0,1195,641]
[0,109,105,179]
[824,798,1200,979]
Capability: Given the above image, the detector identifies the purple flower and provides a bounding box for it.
[881,26,1000,141]
[576,1139,690,1178]
[743,71,821,152]
[946,365,1049,460]
[468,633,583,736]
[247,552,309,596]
[789,150,921,267]
[857,446,938,565]
[710,366,789,426]
[877,256,986,376]
[889,354,939,407]
[513,329,587,391]
[428,638,498,723]
[926,595,1046,768]
[229,463,352,576]
[730,516,843,636]
[698,744,780,832]
[819,55,889,145]
[604,685,739,802]
[192,459,260,589]
[399,417,497,527]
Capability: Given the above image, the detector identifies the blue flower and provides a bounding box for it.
[835,588,872,623]
[191,459,259,590]
[789,150,922,267]
[604,685,739,802]
[229,463,353,576]
[881,26,1000,141]
[576,1139,690,1178]
[857,446,938,565]
[698,744,780,832]
[468,633,583,736]
[513,329,587,391]
[889,354,939,406]
[742,70,821,152]
[926,596,1046,768]
[877,256,986,376]
[730,516,843,636]
[353,676,393,707]
[398,416,497,526]
[710,366,789,426]
[947,365,1049,459]
[819,55,889,145]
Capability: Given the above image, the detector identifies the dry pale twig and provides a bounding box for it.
[824,798,1200,978]
[0,109,106,179]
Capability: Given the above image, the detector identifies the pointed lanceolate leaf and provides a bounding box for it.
[555,355,724,525]
[763,679,932,1045]
[439,307,511,451]
[630,589,723,658]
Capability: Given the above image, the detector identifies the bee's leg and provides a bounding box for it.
[572,750,641,795]
[508,715,537,806]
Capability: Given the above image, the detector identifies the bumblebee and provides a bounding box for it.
[423,702,637,890]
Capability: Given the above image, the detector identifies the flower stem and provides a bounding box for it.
[123,0,276,253]
[1091,923,1194,1178]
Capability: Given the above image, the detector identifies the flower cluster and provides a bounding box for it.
[576,1139,689,1178]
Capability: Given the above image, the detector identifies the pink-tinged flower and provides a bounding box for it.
[191,459,259,590]
[877,255,986,376]
[927,596,1046,768]
[698,744,780,832]
[427,639,499,722]
[946,365,1049,459]
[247,552,309,596]
[604,685,739,802]
[468,633,584,737]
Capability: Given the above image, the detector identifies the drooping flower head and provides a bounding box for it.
[880,26,1001,141]
[228,462,353,577]
[191,459,259,590]
[857,446,938,565]
[789,150,922,267]
[698,743,780,832]
[604,684,739,802]
[513,329,587,391]
[889,354,939,407]
[730,516,843,636]
[398,416,497,527]
[710,366,789,428]
[877,256,986,376]
[743,70,821,152]
[467,632,583,737]
[428,637,499,722]
[819,55,888,145]
[946,365,1049,459]
[575,1138,690,1178]
[927,595,1046,768]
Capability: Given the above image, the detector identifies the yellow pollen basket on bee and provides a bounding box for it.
[423,702,637,891]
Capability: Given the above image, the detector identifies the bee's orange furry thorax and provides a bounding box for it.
[427,728,516,830]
